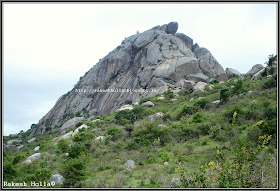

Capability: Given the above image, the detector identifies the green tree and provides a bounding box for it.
[220,87,230,103]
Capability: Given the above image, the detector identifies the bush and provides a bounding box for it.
[210,125,222,139]
[75,122,83,128]
[164,90,174,99]
[35,168,51,181]
[209,79,219,84]
[232,79,244,95]
[106,127,122,141]
[263,75,277,89]
[194,98,210,109]
[125,125,134,135]
[192,112,206,123]
[139,97,152,104]
[180,124,200,139]
[260,119,276,135]
[68,142,87,158]
[263,106,276,120]
[124,99,133,104]
[58,139,69,153]
[3,162,16,180]
[13,154,25,164]
[224,105,243,121]
[62,156,87,187]
[220,87,230,103]
[85,120,94,128]
[198,123,210,135]
[73,132,95,142]
[133,122,170,146]
[177,104,197,119]
[75,112,81,117]
[132,106,148,120]
[158,151,171,162]
[115,110,136,125]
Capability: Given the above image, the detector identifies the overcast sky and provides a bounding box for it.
[3,3,277,135]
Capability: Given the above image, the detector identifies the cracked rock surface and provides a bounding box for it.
[30,22,224,136]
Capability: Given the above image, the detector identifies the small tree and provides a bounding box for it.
[220,87,230,103]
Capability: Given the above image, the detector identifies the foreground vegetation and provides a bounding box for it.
[3,72,277,188]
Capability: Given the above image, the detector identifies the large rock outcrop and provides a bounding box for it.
[30,22,224,136]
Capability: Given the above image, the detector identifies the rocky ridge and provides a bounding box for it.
[30,22,225,136]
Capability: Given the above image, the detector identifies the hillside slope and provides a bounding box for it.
[3,68,277,188]
[30,22,224,136]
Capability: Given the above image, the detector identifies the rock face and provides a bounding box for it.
[124,159,136,169]
[27,138,36,143]
[7,139,22,145]
[34,146,40,152]
[166,22,178,35]
[60,117,85,132]
[176,79,195,90]
[148,112,164,122]
[141,101,154,107]
[252,68,265,80]
[30,22,224,136]
[117,105,133,111]
[186,73,209,82]
[225,68,241,76]
[53,124,89,141]
[246,64,264,75]
[23,153,41,164]
[49,174,64,184]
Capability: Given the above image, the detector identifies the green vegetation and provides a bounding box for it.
[3,74,277,188]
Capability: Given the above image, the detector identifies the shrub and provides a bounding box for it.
[3,162,16,180]
[158,151,171,162]
[85,120,94,128]
[58,139,69,153]
[232,79,244,95]
[124,99,133,104]
[75,112,81,117]
[69,113,75,118]
[164,90,174,99]
[73,132,95,142]
[260,119,276,135]
[180,124,200,139]
[177,104,197,119]
[198,123,210,135]
[62,156,87,187]
[139,97,152,104]
[209,79,219,84]
[263,75,277,89]
[13,154,25,164]
[106,127,122,141]
[75,122,83,128]
[115,110,136,125]
[35,168,51,181]
[210,125,221,139]
[192,112,206,123]
[220,86,230,103]
[263,106,276,120]
[45,126,52,132]
[194,98,210,109]
[68,142,87,158]
[133,122,170,146]
[132,106,148,120]
[224,105,243,121]
[147,157,156,164]
[125,125,134,135]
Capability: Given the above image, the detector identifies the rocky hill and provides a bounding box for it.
[30,22,225,136]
